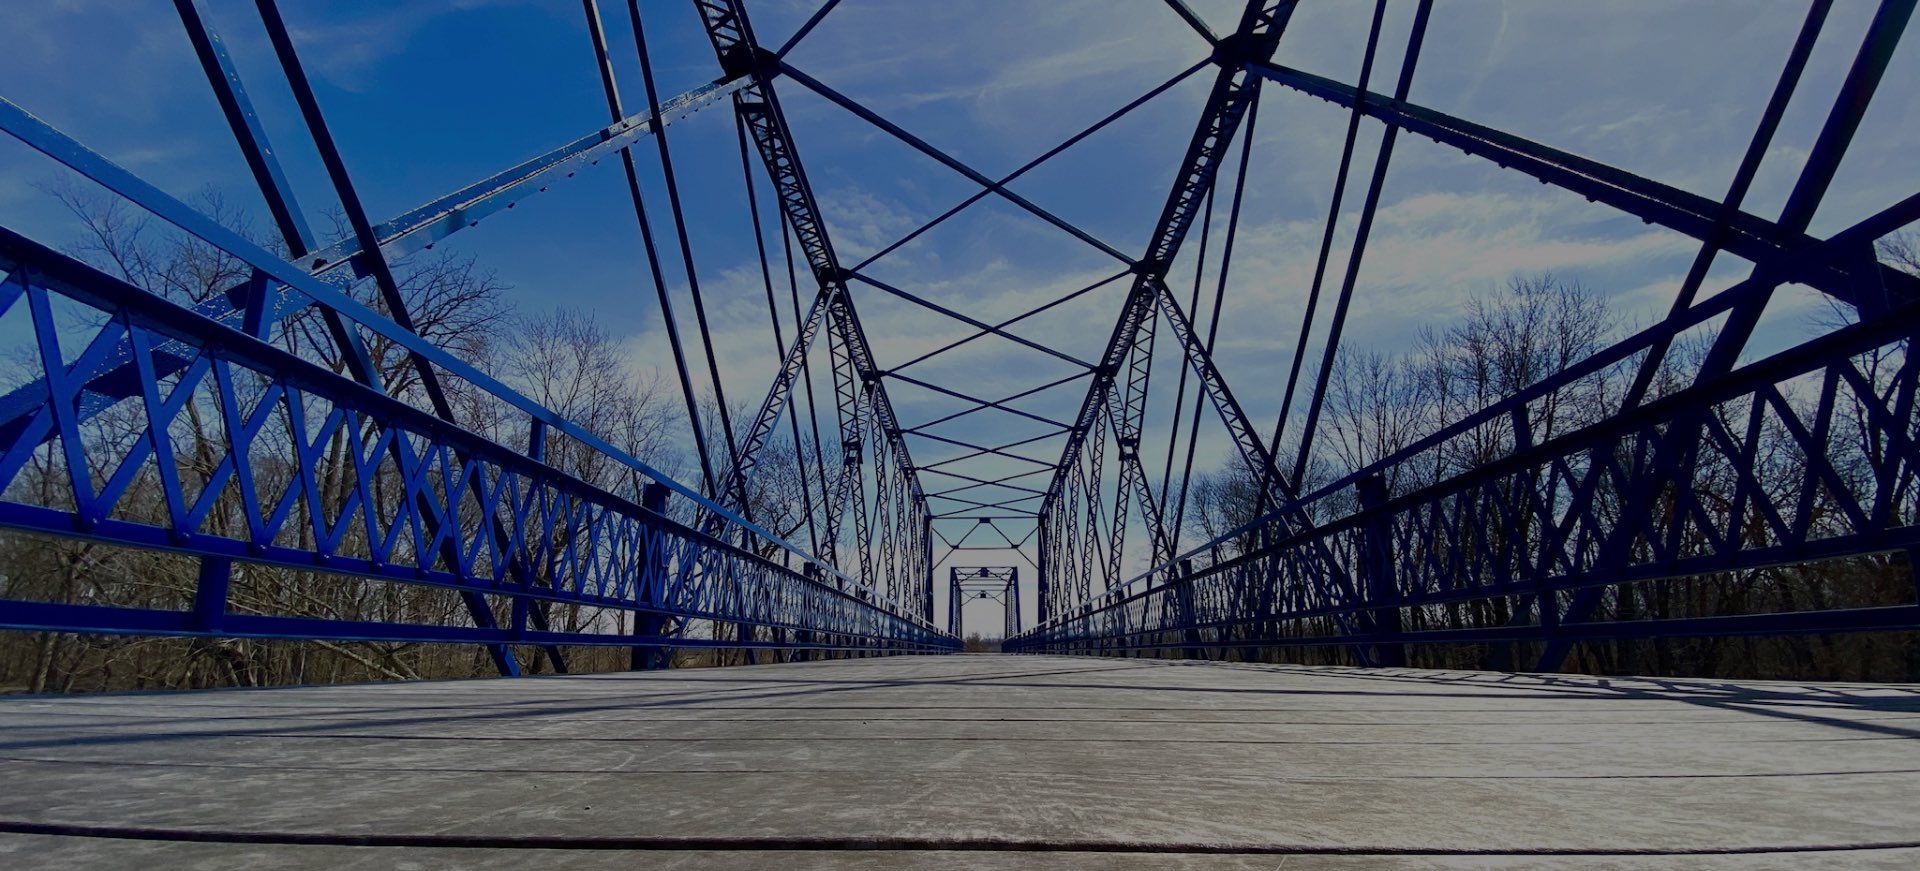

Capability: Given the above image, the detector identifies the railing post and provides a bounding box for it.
[631,482,671,671]
[922,514,934,624]
[796,563,820,662]
[193,556,232,633]
[1243,525,1271,663]
[1178,558,1201,660]
[1358,474,1405,668]
[1035,519,1050,625]
[512,418,547,644]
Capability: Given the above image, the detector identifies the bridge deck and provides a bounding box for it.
[1,654,1917,868]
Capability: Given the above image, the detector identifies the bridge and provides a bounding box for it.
[0,0,1917,865]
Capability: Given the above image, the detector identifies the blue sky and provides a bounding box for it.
[4,1,1917,632]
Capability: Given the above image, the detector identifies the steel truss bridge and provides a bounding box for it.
[949,567,1021,641]
[0,0,1916,677]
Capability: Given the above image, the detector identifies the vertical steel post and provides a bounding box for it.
[1005,568,1021,639]
[921,514,934,623]
[1358,474,1405,668]
[192,556,232,633]
[632,482,671,670]
[1177,558,1201,659]
[1035,516,1050,625]
[513,418,548,639]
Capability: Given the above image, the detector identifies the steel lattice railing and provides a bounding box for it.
[1009,286,1919,665]
[0,227,952,657]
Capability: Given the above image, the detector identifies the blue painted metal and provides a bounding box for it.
[1013,0,1920,666]
[1039,0,1300,625]
[1010,247,1920,656]
[777,62,1135,267]
[0,74,746,447]
[174,0,316,257]
[1,0,1914,677]
[0,226,951,654]
[1240,60,1917,313]
[0,36,952,658]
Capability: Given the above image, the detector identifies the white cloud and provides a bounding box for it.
[276,0,534,92]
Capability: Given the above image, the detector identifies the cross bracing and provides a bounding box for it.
[0,0,1915,673]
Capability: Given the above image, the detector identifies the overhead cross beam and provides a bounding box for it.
[904,371,1091,434]
[776,62,1136,266]
[1041,0,1300,595]
[886,372,1075,432]
[849,272,1097,370]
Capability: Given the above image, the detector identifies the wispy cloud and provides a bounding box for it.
[275,0,532,92]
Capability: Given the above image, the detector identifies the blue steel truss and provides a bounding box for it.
[1011,0,1920,666]
[0,0,1916,677]
[949,567,1021,640]
[0,0,955,672]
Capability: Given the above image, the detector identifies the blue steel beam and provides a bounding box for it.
[1242,59,1920,311]
[0,97,836,564]
[311,78,747,274]
[773,0,843,58]
[0,228,951,653]
[904,371,1092,434]
[692,1,930,619]
[885,372,1074,433]
[1150,277,1287,504]
[1274,0,1434,498]
[775,61,1135,267]
[736,102,822,558]
[1162,0,1221,45]
[1101,195,1918,604]
[908,431,1062,470]
[1040,0,1299,616]
[1009,289,1920,655]
[1044,0,1299,507]
[847,273,1096,371]
[1620,0,1833,410]
[623,0,752,517]
[1534,0,1915,671]
[1013,184,1920,651]
[1,598,957,652]
[849,65,1208,274]
[922,467,1053,499]
[887,272,1129,374]
[916,429,1062,469]
[173,0,316,256]
[1256,0,1390,510]
[257,0,563,675]
[931,493,1044,513]
[0,75,747,443]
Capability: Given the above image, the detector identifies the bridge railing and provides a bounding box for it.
[1008,279,1918,666]
[0,99,954,662]
[0,227,952,657]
